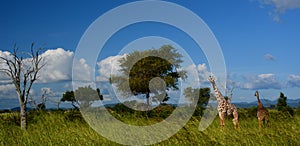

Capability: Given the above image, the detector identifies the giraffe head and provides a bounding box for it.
[208,75,215,83]
[254,91,259,97]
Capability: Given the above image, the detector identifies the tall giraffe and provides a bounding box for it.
[208,76,239,129]
[254,91,269,127]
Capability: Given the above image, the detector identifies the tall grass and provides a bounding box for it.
[0,109,299,145]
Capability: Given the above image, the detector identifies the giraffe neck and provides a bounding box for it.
[211,81,225,102]
[256,95,263,108]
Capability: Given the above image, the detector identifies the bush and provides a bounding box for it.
[279,106,294,117]
[0,112,20,126]
[64,109,84,122]
[237,106,258,119]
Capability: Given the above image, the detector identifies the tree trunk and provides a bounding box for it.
[20,102,27,130]
[146,92,150,111]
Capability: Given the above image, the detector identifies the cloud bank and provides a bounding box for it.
[238,73,282,90]
[257,0,300,22]
[287,74,300,88]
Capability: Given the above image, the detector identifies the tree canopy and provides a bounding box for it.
[61,86,103,108]
[276,92,294,116]
[110,45,187,106]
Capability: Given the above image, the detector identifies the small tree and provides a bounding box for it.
[61,91,77,108]
[28,88,49,110]
[276,92,294,116]
[277,92,287,110]
[0,44,45,130]
[61,86,103,108]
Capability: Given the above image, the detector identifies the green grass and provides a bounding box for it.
[0,109,299,145]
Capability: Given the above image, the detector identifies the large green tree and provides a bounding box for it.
[110,45,186,106]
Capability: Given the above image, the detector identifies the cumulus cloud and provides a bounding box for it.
[38,48,73,83]
[183,63,211,86]
[0,84,17,98]
[73,58,93,82]
[257,0,300,22]
[287,74,300,88]
[38,48,93,83]
[196,63,211,84]
[0,84,15,92]
[96,54,127,82]
[238,73,282,90]
[0,50,12,82]
[264,53,275,61]
[1,48,93,84]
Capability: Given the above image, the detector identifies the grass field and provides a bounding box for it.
[0,108,299,145]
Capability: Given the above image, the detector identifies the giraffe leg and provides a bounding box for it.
[219,114,223,127]
[219,112,225,128]
[232,117,239,129]
[232,113,239,129]
[258,118,262,128]
[265,115,270,127]
[221,113,226,127]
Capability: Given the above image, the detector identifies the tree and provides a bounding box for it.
[276,92,294,116]
[110,45,186,106]
[184,87,210,116]
[0,44,45,130]
[28,88,49,110]
[61,91,77,108]
[277,92,287,110]
[61,86,103,108]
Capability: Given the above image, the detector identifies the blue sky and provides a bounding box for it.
[1,0,300,109]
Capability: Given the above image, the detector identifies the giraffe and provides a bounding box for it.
[254,91,270,127]
[208,76,239,129]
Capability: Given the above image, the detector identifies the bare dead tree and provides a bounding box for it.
[0,44,45,130]
[27,88,48,110]
[224,80,235,103]
[48,97,61,110]
[37,88,48,110]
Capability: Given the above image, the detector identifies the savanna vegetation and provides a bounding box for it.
[0,106,299,145]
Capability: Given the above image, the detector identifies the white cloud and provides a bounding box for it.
[197,63,211,83]
[0,50,12,82]
[41,87,52,94]
[264,53,275,60]
[261,0,300,12]
[39,48,92,83]
[257,0,300,22]
[287,74,300,88]
[1,48,93,84]
[72,58,93,82]
[181,63,211,89]
[0,84,15,92]
[238,73,282,90]
[39,48,73,83]
[0,84,17,98]
[96,54,127,82]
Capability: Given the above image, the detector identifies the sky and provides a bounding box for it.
[1,0,300,109]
